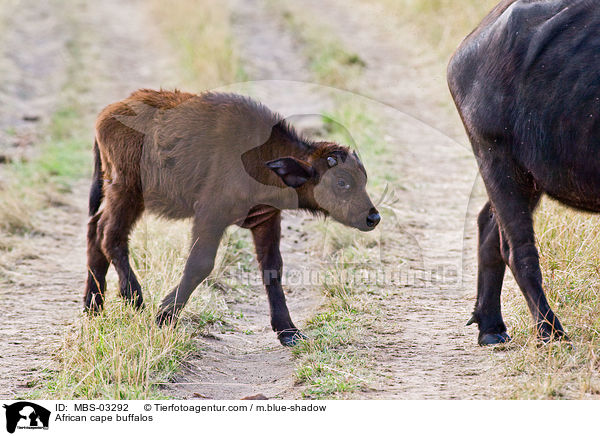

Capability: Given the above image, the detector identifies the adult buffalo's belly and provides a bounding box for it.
[512,108,600,213]
[516,151,600,212]
[543,181,600,214]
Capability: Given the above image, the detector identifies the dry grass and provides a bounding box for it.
[492,199,600,399]
[272,1,366,90]
[33,216,246,399]
[149,0,245,89]
[366,0,498,57]
[0,107,89,236]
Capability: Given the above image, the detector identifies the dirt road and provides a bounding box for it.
[292,0,501,399]
[1,0,504,399]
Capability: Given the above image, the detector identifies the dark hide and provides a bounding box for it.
[448,0,600,345]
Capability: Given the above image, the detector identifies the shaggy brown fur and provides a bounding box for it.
[84,89,380,346]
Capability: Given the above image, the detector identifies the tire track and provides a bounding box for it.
[290,0,504,398]
[162,0,335,400]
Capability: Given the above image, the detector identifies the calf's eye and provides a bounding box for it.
[337,178,350,189]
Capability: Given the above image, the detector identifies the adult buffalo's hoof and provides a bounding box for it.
[478,331,511,346]
[278,330,308,347]
[536,315,569,343]
[538,327,570,343]
[156,308,178,327]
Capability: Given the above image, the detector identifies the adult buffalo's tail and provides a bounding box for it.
[89,138,104,216]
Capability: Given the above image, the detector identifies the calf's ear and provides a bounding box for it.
[266,157,315,188]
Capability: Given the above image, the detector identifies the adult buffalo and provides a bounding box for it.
[448,0,600,345]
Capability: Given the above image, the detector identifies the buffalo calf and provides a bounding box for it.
[85,89,380,346]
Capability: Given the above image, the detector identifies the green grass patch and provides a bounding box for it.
[0,104,90,235]
[30,301,198,400]
[293,309,367,398]
[292,211,386,398]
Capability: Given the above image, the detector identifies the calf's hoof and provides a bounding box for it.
[478,331,511,346]
[84,293,104,314]
[278,329,308,347]
[121,289,144,310]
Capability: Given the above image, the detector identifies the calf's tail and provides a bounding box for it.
[89,138,104,216]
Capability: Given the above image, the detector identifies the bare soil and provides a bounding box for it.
[0,0,69,170]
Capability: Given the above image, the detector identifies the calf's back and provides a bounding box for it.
[95,89,296,219]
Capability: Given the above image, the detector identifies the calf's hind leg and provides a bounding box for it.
[84,212,109,311]
[478,154,566,342]
[98,185,145,308]
[247,209,305,346]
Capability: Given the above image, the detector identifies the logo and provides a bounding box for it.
[2,402,50,434]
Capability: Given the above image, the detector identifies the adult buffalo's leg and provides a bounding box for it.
[468,201,511,345]
[156,211,225,325]
[84,211,109,312]
[478,153,566,342]
[99,184,145,308]
[247,208,304,346]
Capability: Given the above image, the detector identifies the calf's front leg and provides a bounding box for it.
[249,209,305,346]
[156,214,226,325]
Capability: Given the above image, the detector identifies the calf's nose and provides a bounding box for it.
[366,208,380,228]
